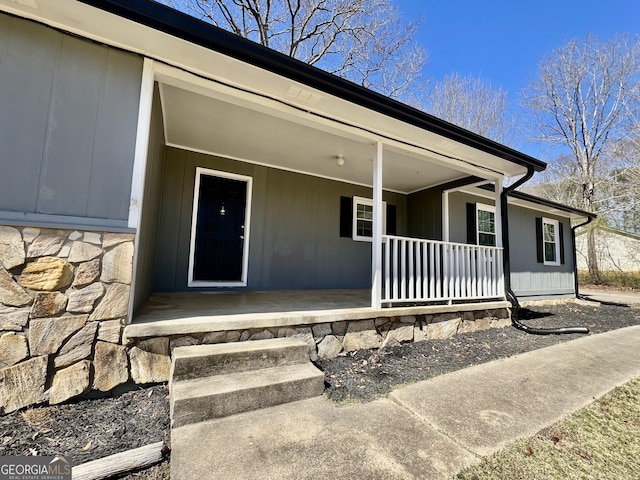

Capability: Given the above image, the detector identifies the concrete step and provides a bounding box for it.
[171,337,310,383]
[170,362,325,427]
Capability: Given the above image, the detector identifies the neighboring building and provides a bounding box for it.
[0,0,592,412]
[576,226,640,272]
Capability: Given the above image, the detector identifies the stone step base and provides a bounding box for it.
[170,337,310,383]
[170,362,325,427]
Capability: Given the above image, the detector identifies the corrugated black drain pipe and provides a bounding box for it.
[501,167,589,336]
[508,290,590,335]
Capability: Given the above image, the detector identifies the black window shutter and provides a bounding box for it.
[339,196,353,238]
[559,222,565,264]
[466,203,477,244]
[386,204,397,235]
[536,217,544,263]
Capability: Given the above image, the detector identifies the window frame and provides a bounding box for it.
[542,217,561,266]
[352,196,386,242]
[476,203,496,247]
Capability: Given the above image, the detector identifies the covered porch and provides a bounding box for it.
[131,58,528,319]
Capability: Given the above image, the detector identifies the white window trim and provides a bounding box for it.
[542,217,561,266]
[352,196,386,242]
[476,203,496,247]
[188,167,253,287]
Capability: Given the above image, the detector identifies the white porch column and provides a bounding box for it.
[371,140,384,309]
[494,177,503,247]
[128,58,155,230]
[442,190,450,242]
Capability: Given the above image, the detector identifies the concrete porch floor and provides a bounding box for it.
[134,289,371,322]
[125,290,510,341]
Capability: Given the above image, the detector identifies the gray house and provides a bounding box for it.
[0,0,594,413]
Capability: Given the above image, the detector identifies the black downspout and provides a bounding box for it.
[572,216,594,300]
[501,168,589,335]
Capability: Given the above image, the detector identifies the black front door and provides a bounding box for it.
[192,173,247,282]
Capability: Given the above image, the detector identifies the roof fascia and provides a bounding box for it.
[472,184,597,219]
[77,0,547,173]
[507,190,596,219]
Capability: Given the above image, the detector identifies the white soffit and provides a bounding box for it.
[159,83,468,192]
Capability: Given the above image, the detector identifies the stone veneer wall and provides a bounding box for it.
[152,308,512,363]
[0,225,161,414]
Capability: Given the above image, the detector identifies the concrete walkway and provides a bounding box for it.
[171,325,640,480]
[580,287,640,306]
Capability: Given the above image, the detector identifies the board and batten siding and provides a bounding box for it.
[133,85,166,311]
[448,192,576,299]
[507,204,575,299]
[406,177,480,241]
[153,148,407,291]
[0,14,142,226]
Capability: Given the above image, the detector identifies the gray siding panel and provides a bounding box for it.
[0,14,142,223]
[134,85,166,311]
[154,152,185,291]
[447,192,576,297]
[0,17,58,213]
[154,148,407,291]
[407,178,480,241]
[507,204,576,298]
[407,187,442,240]
[88,50,145,219]
[448,192,493,244]
[39,34,105,215]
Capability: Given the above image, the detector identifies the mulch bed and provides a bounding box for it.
[0,299,638,479]
[0,385,170,475]
[317,301,640,403]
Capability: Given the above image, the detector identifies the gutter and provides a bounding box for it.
[500,168,589,335]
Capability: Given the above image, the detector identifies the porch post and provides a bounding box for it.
[442,190,450,242]
[371,140,384,309]
[494,178,503,247]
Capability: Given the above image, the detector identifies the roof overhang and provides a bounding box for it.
[1,0,547,193]
[460,185,597,221]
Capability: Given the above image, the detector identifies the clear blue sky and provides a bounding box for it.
[395,0,640,157]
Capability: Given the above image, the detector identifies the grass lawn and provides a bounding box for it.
[456,376,640,480]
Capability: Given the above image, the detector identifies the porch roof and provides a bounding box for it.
[2,0,547,193]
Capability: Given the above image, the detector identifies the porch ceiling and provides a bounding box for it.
[160,83,470,193]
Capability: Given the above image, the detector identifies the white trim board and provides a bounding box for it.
[187,167,253,288]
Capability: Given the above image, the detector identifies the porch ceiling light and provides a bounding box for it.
[336,155,345,166]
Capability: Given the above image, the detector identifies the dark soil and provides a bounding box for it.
[316,301,640,403]
[0,300,638,479]
[0,385,170,474]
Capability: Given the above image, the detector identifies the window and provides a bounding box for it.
[476,204,496,246]
[542,217,560,265]
[352,196,386,242]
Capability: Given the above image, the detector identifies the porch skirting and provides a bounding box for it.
[124,301,512,362]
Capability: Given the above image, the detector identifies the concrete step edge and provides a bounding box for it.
[171,338,311,382]
[170,363,325,427]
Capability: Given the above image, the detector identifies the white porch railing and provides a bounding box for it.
[382,235,504,304]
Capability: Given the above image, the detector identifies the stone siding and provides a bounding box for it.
[0,226,141,414]
[145,308,512,363]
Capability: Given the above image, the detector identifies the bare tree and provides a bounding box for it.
[163,0,428,100]
[425,73,513,145]
[522,34,640,279]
